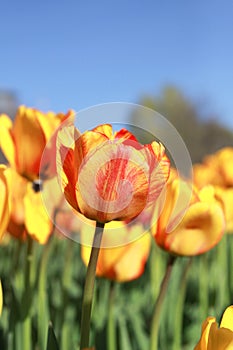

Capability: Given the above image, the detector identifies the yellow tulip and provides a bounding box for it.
[0,106,73,181]
[81,221,151,282]
[5,168,61,244]
[193,147,233,189]
[152,173,225,256]
[193,148,233,234]
[193,163,223,189]
[194,305,233,349]
[214,187,233,233]
[0,165,10,240]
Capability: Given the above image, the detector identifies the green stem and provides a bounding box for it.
[217,235,230,307]
[199,253,208,321]
[229,235,233,295]
[172,258,192,350]
[150,242,165,301]
[107,282,117,350]
[61,239,75,350]
[79,222,105,350]
[21,237,33,350]
[150,255,176,350]
[38,237,53,350]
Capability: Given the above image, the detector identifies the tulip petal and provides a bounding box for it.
[0,165,10,239]
[0,114,16,167]
[113,233,151,282]
[114,128,138,142]
[208,322,233,350]
[92,124,113,138]
[36,110,73,141]
[13,106,46,179]
[24,184,53,244]
[77,142,149,222]
[81,222,151,282]
[58,144,79,211]
[164,200,224,256]
[194,317,216,350]
[214,187,233,233]
[220,306,233,331]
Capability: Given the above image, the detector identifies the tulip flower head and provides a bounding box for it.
[57,124,170,227]
[152,171,225,256]
[0,106,73,181]
[193,147,233,189]
[81,220,151,282]
[194,305,233,350]
[193,148,233,234]
[212,186,233,234]
[5,168,61,244]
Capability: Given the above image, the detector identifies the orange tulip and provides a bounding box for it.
[194,305,233,350]
[81,221,151,282]
[0,105,73,181]
[57,124,170,223]
[0,165,10,240]
[5,168,61,244]
[152,173,225,256]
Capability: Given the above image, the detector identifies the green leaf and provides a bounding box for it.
[46,322,60,350]
[0,280,3,316]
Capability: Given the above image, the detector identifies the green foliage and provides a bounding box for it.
[46,323,60,350]
[1,233,232,349]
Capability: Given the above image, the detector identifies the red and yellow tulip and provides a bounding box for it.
[57,124,170,223]
[194,305,233,350]
[81,220,151,282]
[0,106,73,181]
[152,172,225,256]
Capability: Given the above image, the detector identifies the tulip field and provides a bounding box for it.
[0,106,233,349]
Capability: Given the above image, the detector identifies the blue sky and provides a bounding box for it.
[1,0,233,127]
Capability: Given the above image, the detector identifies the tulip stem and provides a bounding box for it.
[79,222,105,350]
[21,237,34,350]
[150,255,176,350]
[38,237,53,350]
[172,258,192,350]
[107,282,117,350]
[199,254,209,321]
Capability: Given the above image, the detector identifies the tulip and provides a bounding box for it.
[0,165,10,240]
[81,220,151,282]
[193,163,222,189]
[5,168,61,244]
[194,305,233,349]
[152,173,225,256]
[193,148,233,234]
[0,105,73,181]
[214,187,233,233]
[57,124,170,223]
[193,147,233,188]
[205,147,233,187]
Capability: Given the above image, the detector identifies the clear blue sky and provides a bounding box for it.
[1,0,233,127]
